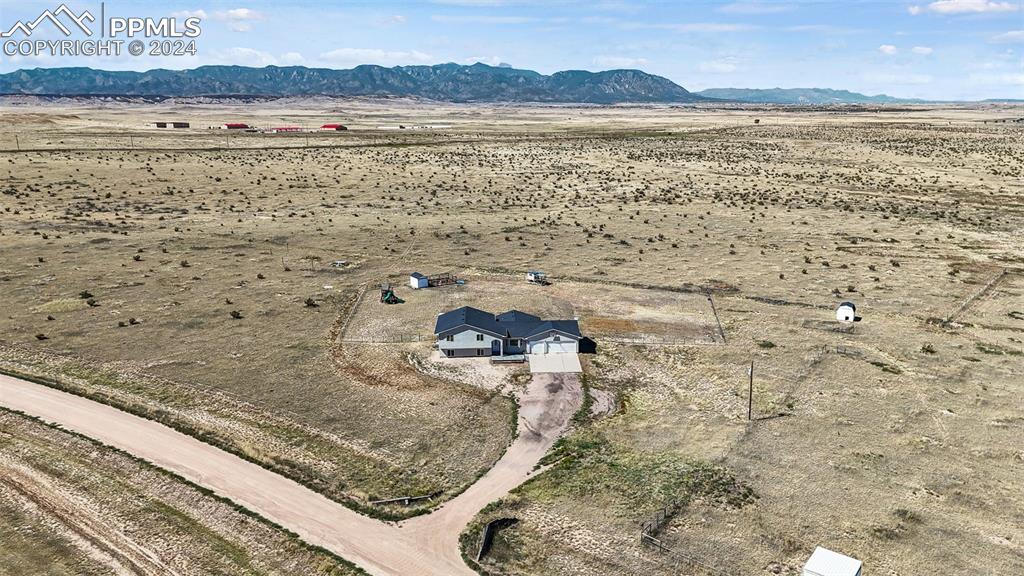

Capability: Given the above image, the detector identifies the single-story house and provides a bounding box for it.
[221,123,249,130]
[435,306,581,358]
[152,121,189,129]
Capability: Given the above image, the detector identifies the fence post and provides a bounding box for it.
[747,361,754,421]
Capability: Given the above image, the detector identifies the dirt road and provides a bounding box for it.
[0,371,581,576]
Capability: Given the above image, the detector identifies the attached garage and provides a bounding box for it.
[527,331,578,354]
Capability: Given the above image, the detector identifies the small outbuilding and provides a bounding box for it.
[320,123,348,131]
[526,271,549,285]
[271,126,302,133]
[409,272,428,289]
[836,301,856,322]
[803,547,862,576]
[152,121,189,129]
[222,123,249,130]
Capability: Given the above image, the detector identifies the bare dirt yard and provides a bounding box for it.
[1,98,1022,574]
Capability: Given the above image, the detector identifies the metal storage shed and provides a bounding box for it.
[409,272,428,289]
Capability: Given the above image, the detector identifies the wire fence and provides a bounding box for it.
[639,502,739,576]
[0,131,432,153]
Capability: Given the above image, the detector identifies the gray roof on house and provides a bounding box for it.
[435,306,580,339]
[496,310,541,324]
[526,320,581,338]
[410,272,426,279]
[839,301,856,310]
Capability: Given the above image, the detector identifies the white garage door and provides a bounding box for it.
[547,341,576,354]
[529,340,576,354]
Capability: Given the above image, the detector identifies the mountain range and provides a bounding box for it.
[694,87,923,105]
[0,63,998,104]
[0,63,700,104]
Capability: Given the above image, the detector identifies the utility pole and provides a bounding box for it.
[747,361,754,421]
[129,135,134,149]
[14,134,19,151]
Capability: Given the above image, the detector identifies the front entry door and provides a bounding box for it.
[491,339,502,355]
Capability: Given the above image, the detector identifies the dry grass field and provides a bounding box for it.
[1,98,1022,574]
[0,407,363,576]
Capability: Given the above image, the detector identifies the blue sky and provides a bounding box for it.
[1,0,1022,99]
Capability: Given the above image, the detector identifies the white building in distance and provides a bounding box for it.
[836,301,856,322]
[803,547,862,576]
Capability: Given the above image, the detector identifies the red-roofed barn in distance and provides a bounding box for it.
[320,123,348,131]
[221,123,249,129]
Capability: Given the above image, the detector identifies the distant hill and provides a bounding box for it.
[696,87,926,104]
[0,63,707,104]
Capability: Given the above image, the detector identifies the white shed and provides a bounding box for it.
[803,547,862,576]
[836,301,856,322]
[409,272,428,289]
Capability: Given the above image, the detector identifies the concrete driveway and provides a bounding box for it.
[528,353,582,373]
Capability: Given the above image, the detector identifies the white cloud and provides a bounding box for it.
[863,72,933,84]
[318,48,435,67]
[217,8,264,20]
[213,47,277,66]
[718,2,795,14]
[463,56,503,65]
[430,0,511,5]
[382,15,407,25]
[279,52,305,65]
[968,72,1024,84]
[656,22,756,32]
[171,9,207,19]
[879,44,898,55]
[911,46,933,54]
[431,15,535,24]
[699,56,740,73]
[912,0,1019,14]
[593,55,648,68]
[213,8,265,32]
[785,24,862,34]
[991,30,1024,43]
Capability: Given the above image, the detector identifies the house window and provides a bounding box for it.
[476,334,484,341]
[553,335,561,341]
[477,349,485,356]
[445,350,453,357]
[510,339,519,346]
[446,335,454,342]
